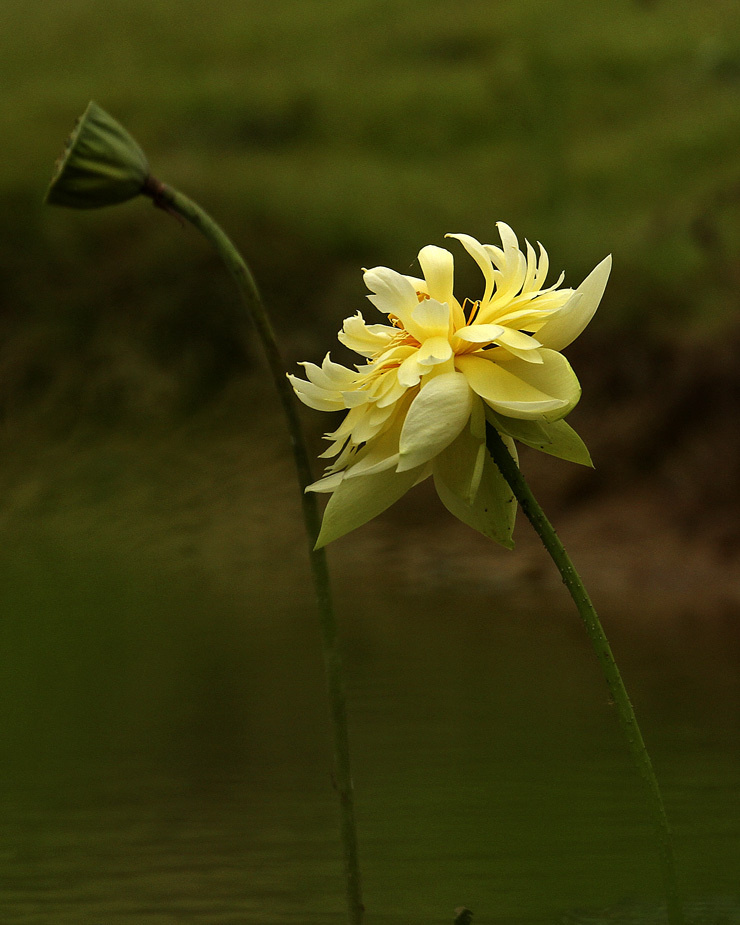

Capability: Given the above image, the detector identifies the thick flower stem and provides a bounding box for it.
[485,424,683,925]
[145,179,364,925]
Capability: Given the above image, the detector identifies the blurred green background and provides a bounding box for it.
[5,0,740,428]
[1,2,739,923]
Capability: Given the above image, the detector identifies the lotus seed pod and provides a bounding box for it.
[46,101,150,208]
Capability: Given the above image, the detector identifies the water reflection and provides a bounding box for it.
[0,425,738,922]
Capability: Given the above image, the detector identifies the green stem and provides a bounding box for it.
[145,179,364,925]
[486,424,683,925]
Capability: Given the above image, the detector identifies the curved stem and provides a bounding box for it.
[146,181,364,925]
[486,424,683,925]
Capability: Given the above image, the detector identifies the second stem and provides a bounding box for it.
[147,180,364,925]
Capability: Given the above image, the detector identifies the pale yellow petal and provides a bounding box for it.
[363,265,419,315]
[493,328,541,351]
[496,221,520,256]
[375,375,409,408]
[299,355,356,391]
[533,242,549,289]
[288,374,346,412]
[522,240,539,294]
[325,405,365,441]
[535,255,611,350]
[338,313,395,357]
[306,470,345,493]
[397,353,424,388]
[341,389,371,408]
[344,415,403,477]
[350,406,388,444]
[321,353,359,384]
[492,345,545,365]
[326,439,358,473]
[455,323,506,344]
[416,335,453,366]
[318,436,348,459]
[397,371,473,472]
[411,297,451,339]
[363,268,428,342]
[456,349,580,421]
[485,222,527,303]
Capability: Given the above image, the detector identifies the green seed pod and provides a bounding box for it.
[45,101,150,208]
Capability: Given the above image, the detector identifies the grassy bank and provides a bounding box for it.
[2,0,740,425]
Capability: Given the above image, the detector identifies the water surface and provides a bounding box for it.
[0,429,737,923]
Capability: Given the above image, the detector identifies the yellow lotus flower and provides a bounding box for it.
[289,223,610,548]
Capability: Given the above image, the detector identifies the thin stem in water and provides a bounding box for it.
[486,424,683,925]
[144,179,364,925]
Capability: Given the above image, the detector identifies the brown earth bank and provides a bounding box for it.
[2,322,740,626]
[458,323,740,620]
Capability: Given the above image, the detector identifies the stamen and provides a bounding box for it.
[463,298,481,324]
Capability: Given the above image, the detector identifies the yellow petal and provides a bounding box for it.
[446,233,495,306]
[349,404,391,444]
[491,328,544,364]
[418,244,455,304]
[485,222,527,303]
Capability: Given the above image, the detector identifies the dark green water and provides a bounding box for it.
[0,435,738,924]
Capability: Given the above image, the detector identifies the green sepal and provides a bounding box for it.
[314,464,423,548]
[46,101,150,209]
[433,433,517,549]
[433,417,486,507]
[487,409,593,467]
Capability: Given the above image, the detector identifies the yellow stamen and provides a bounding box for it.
[462,298,481,324]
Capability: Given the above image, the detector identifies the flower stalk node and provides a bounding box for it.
[141,176,186,227]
